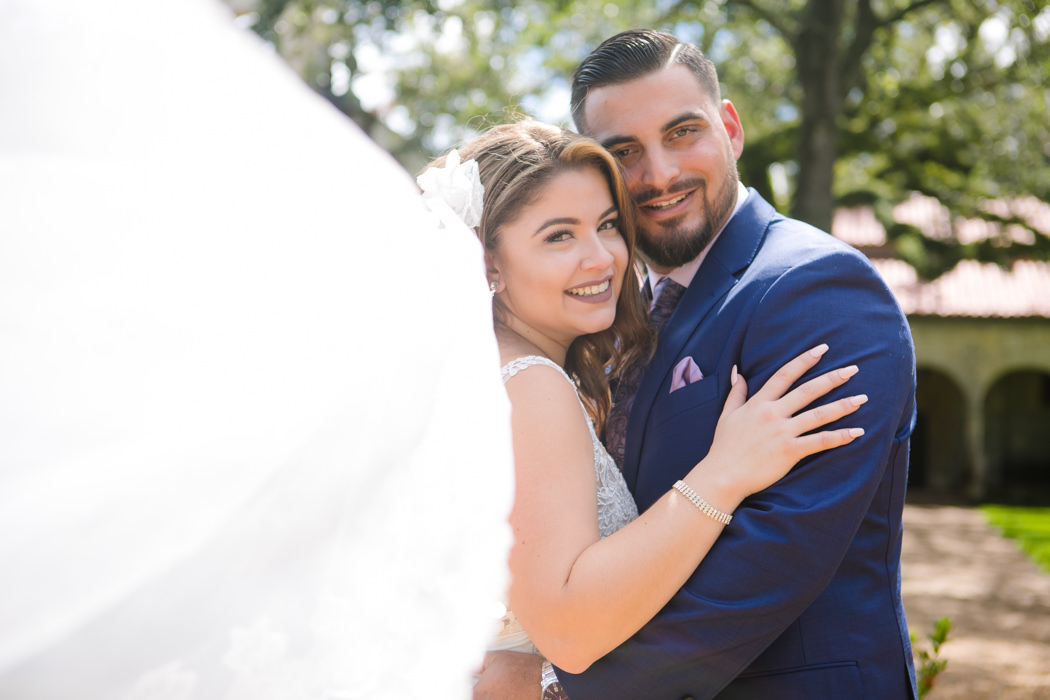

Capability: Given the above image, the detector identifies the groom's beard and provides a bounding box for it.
[634,163,739,270]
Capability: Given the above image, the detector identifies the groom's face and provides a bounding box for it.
[580,64,744,273]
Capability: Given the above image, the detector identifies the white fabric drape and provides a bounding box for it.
[0,1,514,697]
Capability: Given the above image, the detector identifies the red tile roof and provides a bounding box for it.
[832,195,1050,319]
[870,258,1050,318]
[834,194,1050,248]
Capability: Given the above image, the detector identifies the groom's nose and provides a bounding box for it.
[639,147,681,192]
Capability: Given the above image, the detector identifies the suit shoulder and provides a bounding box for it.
[750,216,909,329]
[761,214,879,278]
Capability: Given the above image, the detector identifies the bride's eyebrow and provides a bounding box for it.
[534,217,580,236]
[534,205,619,235]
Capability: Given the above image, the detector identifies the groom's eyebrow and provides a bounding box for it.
[663,111,706,131]
[599,134,632,150]
[599,111,707,150]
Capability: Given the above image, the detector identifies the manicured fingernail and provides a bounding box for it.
[850,394,868,406]
[731,364,739,386]
[849,428,865,438]
[810,344,829,358]
[838,365,859,380]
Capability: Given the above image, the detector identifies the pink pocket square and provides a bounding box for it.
[670,356,705,393]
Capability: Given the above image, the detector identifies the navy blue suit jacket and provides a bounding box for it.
[558,191,918,699]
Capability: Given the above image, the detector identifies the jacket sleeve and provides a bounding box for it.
[556,248,916,700]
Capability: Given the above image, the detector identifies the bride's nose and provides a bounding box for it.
[579,231,615,270]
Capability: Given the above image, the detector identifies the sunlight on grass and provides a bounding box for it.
[980,505,1050,574]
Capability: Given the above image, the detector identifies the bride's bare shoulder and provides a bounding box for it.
[500,355,580,417]
[495,334,584,431]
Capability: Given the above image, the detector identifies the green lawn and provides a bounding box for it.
[980,505,1050,574]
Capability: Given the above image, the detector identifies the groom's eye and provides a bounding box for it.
[669,125,701,143]
[610,145,633,159]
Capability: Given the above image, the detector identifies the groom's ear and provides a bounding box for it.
[720,99,745,160]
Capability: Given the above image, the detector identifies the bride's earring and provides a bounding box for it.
[489,280,500,297]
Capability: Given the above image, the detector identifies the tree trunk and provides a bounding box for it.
[791,0,845,233]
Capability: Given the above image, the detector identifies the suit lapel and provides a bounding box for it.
[622,190,777,491]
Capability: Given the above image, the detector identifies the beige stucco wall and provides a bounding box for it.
[911,317,1050,389]
[909,316,1050,499]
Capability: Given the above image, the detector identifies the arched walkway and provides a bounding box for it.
[909,317,1050,501]
[913,368,969,491]
[984,369,1050,501]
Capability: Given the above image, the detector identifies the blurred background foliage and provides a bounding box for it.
[225,0,1050,279]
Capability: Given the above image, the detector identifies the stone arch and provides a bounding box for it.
[913,367,970,493]
[983,367,1050,502]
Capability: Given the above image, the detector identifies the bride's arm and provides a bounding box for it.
[504,345,864,673]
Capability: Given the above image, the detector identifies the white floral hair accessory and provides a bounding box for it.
[416,149,484,230]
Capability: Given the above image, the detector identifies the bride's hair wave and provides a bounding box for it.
[423,119,653,432]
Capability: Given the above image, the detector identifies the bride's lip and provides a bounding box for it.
[566,276,614,304]
[641,189,694,219]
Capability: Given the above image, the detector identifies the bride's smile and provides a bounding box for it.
[566,277,613,301]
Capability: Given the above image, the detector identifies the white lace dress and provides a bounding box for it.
[490,355,639,655]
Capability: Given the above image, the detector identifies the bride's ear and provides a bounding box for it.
[484,250,504,294]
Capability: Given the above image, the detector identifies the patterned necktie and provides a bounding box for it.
[605,277,687,471]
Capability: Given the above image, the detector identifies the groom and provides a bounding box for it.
[477,29,918,700]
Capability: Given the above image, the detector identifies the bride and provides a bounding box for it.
[417,120,867,685]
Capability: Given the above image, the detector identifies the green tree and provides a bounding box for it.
[231,0,1050,278]
[234,1,691,168]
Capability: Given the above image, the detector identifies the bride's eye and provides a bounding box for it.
[545,230,573,243]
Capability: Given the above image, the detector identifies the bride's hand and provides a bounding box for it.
[695,344,865,506]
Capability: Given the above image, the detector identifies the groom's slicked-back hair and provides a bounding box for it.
[571,29,721,135]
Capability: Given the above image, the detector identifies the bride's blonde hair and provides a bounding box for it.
[423,119,652,433]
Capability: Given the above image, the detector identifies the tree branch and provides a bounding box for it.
[840,0,878,95]
[840,0,950,104]
[731,0,797,42]
[879,0,946,29]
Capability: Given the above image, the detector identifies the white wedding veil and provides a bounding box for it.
[0,1,514,698]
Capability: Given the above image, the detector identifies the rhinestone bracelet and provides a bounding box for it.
[540,661,568,700]
[674,480,733,525]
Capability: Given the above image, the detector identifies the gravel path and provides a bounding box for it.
[902,503,1050,699]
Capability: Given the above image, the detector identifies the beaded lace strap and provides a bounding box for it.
[500,355,574,386]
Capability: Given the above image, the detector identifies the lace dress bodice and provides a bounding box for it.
[488,355,639,656]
